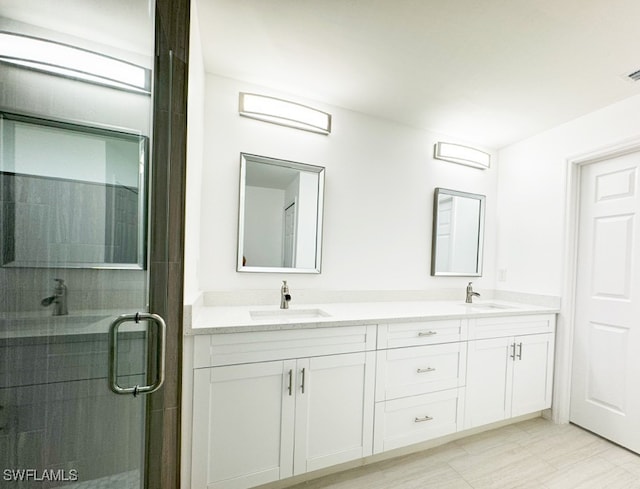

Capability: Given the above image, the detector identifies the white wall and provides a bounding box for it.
[195,74,498,293]
[496,93,640,296]
[184,1,206,303]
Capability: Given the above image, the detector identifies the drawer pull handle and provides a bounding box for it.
[287,369,293,396]
[418,331,437,337]
[417,367,436,374]
[414,415,433,423]
[517,342,523,360]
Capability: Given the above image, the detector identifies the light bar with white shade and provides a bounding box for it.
[239,92,331,135]
[434,142,490,169]
[0,32,151,94]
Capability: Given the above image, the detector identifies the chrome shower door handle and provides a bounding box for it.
[108,312,166,396]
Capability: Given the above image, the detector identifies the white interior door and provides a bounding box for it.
[571,150,640,452]
[283,202,296,267]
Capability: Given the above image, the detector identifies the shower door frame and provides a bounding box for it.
[144,0,190,487]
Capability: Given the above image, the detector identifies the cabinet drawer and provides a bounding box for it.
[375,342,467,401]
[377,319,466,349]
[470,314,555,340]
[194,325,377,367]
[373,388,464,453]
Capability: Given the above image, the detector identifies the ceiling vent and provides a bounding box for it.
[628,69,640,82]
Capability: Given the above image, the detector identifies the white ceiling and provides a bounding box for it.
[195,0,640,149]
[0,0,153,56]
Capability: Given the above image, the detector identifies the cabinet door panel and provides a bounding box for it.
[465,337,512,429]
[294,352,375,475]
[511,333,554,416]
[191,361,295,489]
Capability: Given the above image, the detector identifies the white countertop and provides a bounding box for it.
[187,299,559,335]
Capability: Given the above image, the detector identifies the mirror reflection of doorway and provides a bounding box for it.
[283,201,297,267]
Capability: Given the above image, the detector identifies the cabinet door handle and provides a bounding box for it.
[414,415,433,423]
[416,367,436,374]
[287,369,293,396]
[418,331,437,337]
[517,342,523,360]
[510,343,516,360]
[301,367,306,394]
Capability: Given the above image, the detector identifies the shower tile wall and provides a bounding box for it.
[10,175,110,264]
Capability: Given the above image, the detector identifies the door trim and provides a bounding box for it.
[556,136,640,424]
[144,0,190,487]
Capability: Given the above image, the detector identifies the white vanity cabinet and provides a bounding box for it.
[187,308,557,489]
[190,326,376,489]
[464,315,555,429]
[373,320,467,453]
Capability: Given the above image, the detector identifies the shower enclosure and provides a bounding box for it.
[0,0,188,487]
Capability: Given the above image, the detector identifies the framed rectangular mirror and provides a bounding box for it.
[237,153,325,273]
[0,111,148,269]
[431,187,485,276]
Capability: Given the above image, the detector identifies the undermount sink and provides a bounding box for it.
[249,308,331,321]
[465,303,516,310]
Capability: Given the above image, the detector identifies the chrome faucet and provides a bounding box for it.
[41,278,68,316]
[280,281,291,309]
[465,282,480,304]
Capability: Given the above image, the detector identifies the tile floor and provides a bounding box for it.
[289,418,640,489]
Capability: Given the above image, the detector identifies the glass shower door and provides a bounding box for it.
[0,1,161,487]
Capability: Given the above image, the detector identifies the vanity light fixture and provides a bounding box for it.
[239,92,332,135]
[434,142,491,170]
[0,32,151,94]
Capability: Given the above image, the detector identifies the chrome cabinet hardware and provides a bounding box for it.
[509,342,524,361]
[416,367,436,374]
[414,415,433,423]
[418,331,438,337]
[301,368,306,394]
[109,312,166,396]
[287,369,293,396]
